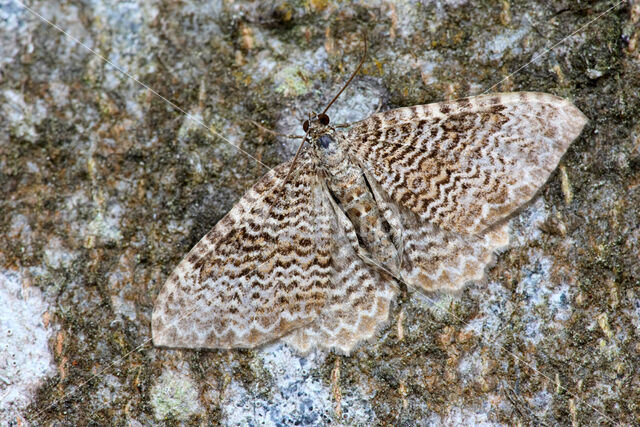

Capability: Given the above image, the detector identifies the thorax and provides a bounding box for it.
[309,127,399,273]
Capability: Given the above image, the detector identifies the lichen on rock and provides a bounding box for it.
[1,0,638,425]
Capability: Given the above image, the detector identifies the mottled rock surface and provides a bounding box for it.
[1,0,639,425]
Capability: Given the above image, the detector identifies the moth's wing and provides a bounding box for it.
[152,155,335,349]
[282,187,398,354]
[364,167,509,292]
[152,153,398,353]
[344,92,587,235]
[399,222,509,293]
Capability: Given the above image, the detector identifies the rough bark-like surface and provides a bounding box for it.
[1,0,638,425]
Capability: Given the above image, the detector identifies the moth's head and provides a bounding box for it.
[302,113,338,153]
[303,113,332,136]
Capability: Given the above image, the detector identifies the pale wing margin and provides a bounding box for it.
[345,92,587,235]
[152,153,335,349]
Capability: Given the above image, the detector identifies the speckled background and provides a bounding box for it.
[1,0,639,425]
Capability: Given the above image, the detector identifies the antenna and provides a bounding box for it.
[321,33,368,116]
[282,33,368,185]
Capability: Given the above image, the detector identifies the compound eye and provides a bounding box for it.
[303,120,309,132]
[318,113,330,125]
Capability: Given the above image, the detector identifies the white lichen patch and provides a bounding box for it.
[47,81,70,107]
[548,283,572,323]
[7,214,32,246]
[0,0,30,68]
[150,368,203,421]
[515,257,575,345]
[510,197,549,247]
[482,22,531,61]
[85,204,123,247]
[419,51,443,86]
[527,389,552,417]
[90,1,159,88]
[220,344,374,425]
[457,350,485,385]
[107,267,137,321]
[0,270,55,424]
[465,280,512,339]
[92,374,123,406]
[518,257,554,306]
[43,237,76,270]
[1,89,48,142]
[425,401,502,426]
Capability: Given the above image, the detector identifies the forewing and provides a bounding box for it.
[344,92,587,235]
[152,154,334,349]
[282,190,398,354]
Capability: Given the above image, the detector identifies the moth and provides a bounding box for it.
[151,64,586,354]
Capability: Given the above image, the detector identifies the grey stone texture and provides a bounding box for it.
[1,0,638,425]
